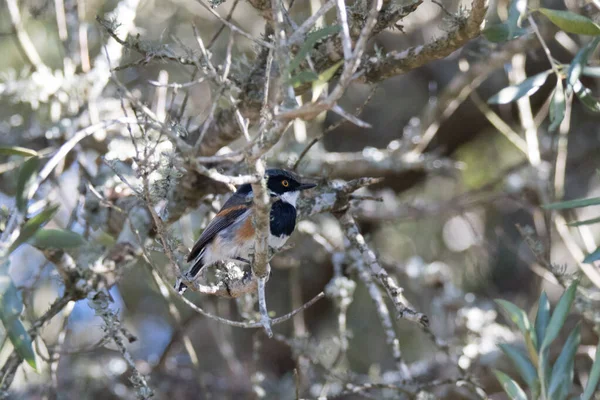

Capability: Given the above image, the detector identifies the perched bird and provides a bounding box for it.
[175,169,316,294]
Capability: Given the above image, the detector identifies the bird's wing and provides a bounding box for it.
[186,192,252,262]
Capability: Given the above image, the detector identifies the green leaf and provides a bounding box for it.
[549,79,566,132]
[583,246,600,263]
[494,370,528,400]
[4,318,37,370]
[15,156,39,213]
[488,70,552,104]
[0,276,24,320]
[312,60,343,100]
[482,23,528,43]
[498,343,538,391]
[548,323,580,400]
[8,205,59,254]
[289,70,319,88]
[544,196,600,209]
[567,37,600,95]
[542,280,578,349]
[29,229,86,249]
[483,24,509,42]
[93,231,116,247]
[537,8,600,35]
[507,0,528,38]
[582,66,600,78]
[0,146,38,157]
[566,216,600,226]
[288,25,341,73]
[581,340,600,400]
[539,346,552,397]
[496,299,538,360]
[573,80,600,113]
[535,291,550,351]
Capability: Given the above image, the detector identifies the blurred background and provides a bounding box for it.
[1,0,600,398]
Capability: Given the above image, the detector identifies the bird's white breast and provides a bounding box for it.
[280,190,299,206]
[268,233,289,249]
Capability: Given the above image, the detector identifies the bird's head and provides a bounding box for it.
[265,168,316,205]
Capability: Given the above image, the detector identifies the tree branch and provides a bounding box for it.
[363,0,489,83]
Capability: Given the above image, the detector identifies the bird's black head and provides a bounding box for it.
[265,168,316,196]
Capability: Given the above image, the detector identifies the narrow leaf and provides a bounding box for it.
[537,8,600,35]
[94,231,116,247]
[15,156,39,213]
[0,146,38,157]
[498,343,538,390]
[535,291,551,350]
[539,346,552,397]
[544,196,600,209]
[496,299,538,360]
[582,65,600,78]
[312,60,343,100]
[542,280,578,349]
[548,323,580,400]
[488,70,552,104]
[8,205,60,254]
[29,229,86,249]
[567,37,600,95]
[549,79,566,132]
[483,24,510,42]
[507,0,528,38]
[290,70,319,88]
[5,318,37,370]
[483,23,528,43]
[288,25,341,73]
[494,370,528,400]
[583,246,600,263]
[0,276,24,320]
[573,80,600,113]
[582,341,600,400]
[567,216,600,226]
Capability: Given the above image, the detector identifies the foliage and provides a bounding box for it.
[495,281,600,400]
[545,193,600,263]
[486,2,600,132]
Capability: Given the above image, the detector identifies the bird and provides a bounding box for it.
[175,168,316,294]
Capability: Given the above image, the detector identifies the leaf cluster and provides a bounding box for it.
[484,1,600,132]
[495,281,600,400]
[0,147,87,372]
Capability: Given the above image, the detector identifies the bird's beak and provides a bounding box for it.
[297,182,317,191]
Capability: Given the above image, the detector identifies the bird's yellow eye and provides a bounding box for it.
[282,180,289,187]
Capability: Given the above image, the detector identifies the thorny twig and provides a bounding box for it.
[88,291,153,399]
[337,210,425,374]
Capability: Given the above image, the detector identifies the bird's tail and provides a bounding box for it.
[174,257,204,295]
[174,278,189,295]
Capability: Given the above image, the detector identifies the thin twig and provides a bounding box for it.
[207,0,241,48]
[6,0,49,71]
[334,0,353,61]
[470,91,528,155]
[510,53,541,166]
[287,0,336,45]
[293,85,379,171]
[195,0,274,49]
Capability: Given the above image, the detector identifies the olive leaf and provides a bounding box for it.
[537,8,600,35]
[488,70,552,104]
